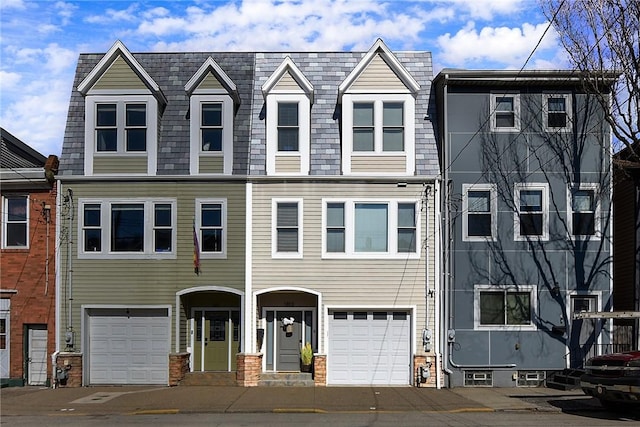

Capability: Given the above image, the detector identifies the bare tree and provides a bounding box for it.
[541,0,639,158]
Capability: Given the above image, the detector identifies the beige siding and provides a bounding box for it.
[274,72,303,92]
[198,72,224,90]
[93,156,148,174]
[275,155,301,173]
[351,156,406,173]
[350,54,408,92]
[199,156,224,173]
[92,56,147,90]
[57,181,246,350]
[251,181,436,351]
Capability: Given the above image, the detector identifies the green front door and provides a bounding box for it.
[193,310,240,371]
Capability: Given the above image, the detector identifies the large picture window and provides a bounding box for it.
[323,199,419,258]
[2,195,28,248]
[79,199,175,258]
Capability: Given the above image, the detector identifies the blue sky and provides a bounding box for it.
[0,0,567,156]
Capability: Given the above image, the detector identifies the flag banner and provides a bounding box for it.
[193,220,201,275]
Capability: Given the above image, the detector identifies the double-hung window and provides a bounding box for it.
[2,195,28,248]
[514,183,549,240]
[475,285,536,330]
[196,199,226,257]
[189,95,234,175]
[352,100,405,152]
[491,94,520,131]
[201,103,223,152]
[94,101,148,152]
[272,199,303,258]
[323,199,419,258]
[79,199,175,259]
[463,184,496,241]
[568,184,599,239]
[277,102,299,152]
[544,94,572,131]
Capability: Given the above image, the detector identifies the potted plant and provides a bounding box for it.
[300,342,313,372]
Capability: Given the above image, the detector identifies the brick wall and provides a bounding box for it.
[1,186,57,385]
[313,354,326,386]
[169,352,190,386]
[414,354,437,387]
[236,353,262,387]
[54,352,82,387]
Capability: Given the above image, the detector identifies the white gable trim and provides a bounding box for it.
[261,56,314,103]
[338,38,420,99]
[77,40,166,104]
[185,56,240,104]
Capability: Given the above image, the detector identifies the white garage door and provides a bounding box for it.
[88,308,169,385]
[328,310,411,385]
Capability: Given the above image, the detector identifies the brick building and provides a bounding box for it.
[1,128,58,386]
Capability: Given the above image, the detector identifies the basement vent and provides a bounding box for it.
[517,371,545,387]
[464,370,493,387]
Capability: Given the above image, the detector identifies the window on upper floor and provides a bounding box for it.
[514,183,549,241]
[323,199,420,258]
[475,285,536,330]
[195,199,227,258]
[277,102,299,152]
[92,99,153,153]
[490,94,520,132]
[272,199,303,258]
[79,198,175,259]
[348,97,411,154]
[266,94,310,175]
[462,184,497,241]
[544,94,572,131]
[189,95,234,175]
[568,184,600,239]
[2,195,28,249]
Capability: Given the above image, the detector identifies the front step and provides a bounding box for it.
[545,369,584,390]
[258,372,314,387]
[179,371,237,386]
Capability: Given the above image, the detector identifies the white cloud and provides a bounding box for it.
[55,1,78,25]
[0,71,22,92]
[85,4,139,24]
[448,0,526,20]
[0,0,25,10]
[436,21,558,68]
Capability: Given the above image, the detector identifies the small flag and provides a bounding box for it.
[193,220,201,275]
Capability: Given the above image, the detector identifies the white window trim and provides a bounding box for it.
[341,93,415,175]
[266,94,310,176]
[195,198,228,259]
[567,183,601,240]
[272,198,303,259]
[474,284,537,331]
[462,184,497,242]
[84,95,158,176]
[78,198,176,259]
[189,94,234,175]
[321,198,421,259]
[1,195,29,249]
[543,93,572,132]
[514,183,549,241]
[490,93,521,132]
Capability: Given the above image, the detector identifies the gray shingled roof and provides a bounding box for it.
[60,49,438,177]
[1,127,46,169]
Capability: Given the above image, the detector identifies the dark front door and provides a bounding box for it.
[276,311,302,371]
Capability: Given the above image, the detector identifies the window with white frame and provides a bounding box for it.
[323,199,420,258]
[463,184,496,241]
[93,100,149,152]
[79,199,175,258]
[277,102,299,151]
[266,94,310,175]
[272,199,303,258]
[568,185,599,238]
[475,285,536,330]
[491,94,520,131]
[351,99,407,153]
[196,199,227,257]
[2,195,28,248]
[514,183,549,240]
[544,94,572,131]
[189,95,234,174]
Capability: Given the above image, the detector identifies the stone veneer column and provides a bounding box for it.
[54,352,83,387]
[414,354,437,387]
[236,353,262,387]
[169,352,190,386]
[313,354,326,386]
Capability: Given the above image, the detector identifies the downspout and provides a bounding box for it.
[442,76,454,383]
[433,178,442,389]
[66,189,74,350]
[53,179,62,388]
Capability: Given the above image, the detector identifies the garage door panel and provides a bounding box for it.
[328,310,410,385]
[88,309,169,385]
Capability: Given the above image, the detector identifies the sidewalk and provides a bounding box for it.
[0,385,592,417]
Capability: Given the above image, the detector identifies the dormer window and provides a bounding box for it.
[277,102,299,152]
[201,103,223,152]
